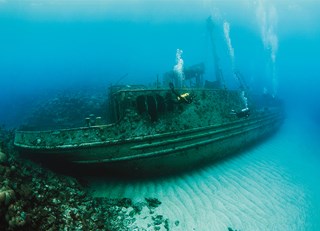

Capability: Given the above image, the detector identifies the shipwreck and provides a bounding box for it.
[14,17,285,176]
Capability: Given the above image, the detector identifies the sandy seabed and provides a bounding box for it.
[89,115,320,231]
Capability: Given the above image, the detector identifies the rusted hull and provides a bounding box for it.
[14,110,284,176]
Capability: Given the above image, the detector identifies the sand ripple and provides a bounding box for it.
[89,119,320,230]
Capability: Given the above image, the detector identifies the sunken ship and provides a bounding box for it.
[14,18,285,176]
[14,82,284,175]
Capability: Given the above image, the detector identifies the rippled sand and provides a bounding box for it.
[89,116,320,230]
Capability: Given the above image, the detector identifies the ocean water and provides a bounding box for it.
[1,0,320,230]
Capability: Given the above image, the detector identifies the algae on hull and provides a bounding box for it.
[108,88,249,138]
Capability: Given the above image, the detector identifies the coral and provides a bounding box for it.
[145,198,161,209]
[6,202,27,230]
[0,149,7,164]
[0,155,173,230]
[0,187,15,206]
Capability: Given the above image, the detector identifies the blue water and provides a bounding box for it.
[1,1,320,230]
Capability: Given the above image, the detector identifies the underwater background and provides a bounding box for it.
[1,0,320,230]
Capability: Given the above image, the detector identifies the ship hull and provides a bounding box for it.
[14,110,284,176]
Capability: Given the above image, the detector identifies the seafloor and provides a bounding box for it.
[0,129,174,231]
[89,115,320,230]
[1,88,319,230]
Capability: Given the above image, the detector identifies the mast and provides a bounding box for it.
[206,16,225,89]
